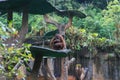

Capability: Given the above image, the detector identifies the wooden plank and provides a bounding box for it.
[30,46,71,57]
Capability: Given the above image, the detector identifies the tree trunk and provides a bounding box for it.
[4,7,28,47]
[44,14,73,80]
[47,58,56,80]
[18,7,28,43]
[60,57,69,80]
[30,55,43,80]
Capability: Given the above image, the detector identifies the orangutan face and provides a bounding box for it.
[50,34,66,50]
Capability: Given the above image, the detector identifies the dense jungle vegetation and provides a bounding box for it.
[0,0,120,79]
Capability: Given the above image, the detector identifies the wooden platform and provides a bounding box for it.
[30,46,71,57]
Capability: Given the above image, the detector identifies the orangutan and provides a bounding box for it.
[50,34,66,50]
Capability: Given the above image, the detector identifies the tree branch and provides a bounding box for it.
[44,14,59,28]
[65,16,73,30]
[68,57,75,68]
[44,14,73,36]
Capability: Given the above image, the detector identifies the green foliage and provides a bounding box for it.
[0,0,119,58]
[103,0,120,22]
[0,14,7,24]
[0,20,19,41]
[71,4,115,39]
[0,43,32,78]
[0,21,10,40]
[13,13,22,30]
[0,22,32,78]
[102,0,120,42]
[0,0,119,78]
[66,26,116,51]
[29,15,44,32]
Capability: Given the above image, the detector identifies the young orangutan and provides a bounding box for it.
[50,34,66,50]
[75,64,88,80]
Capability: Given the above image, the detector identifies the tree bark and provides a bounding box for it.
[60,57,69,80]
[18,7,28,43]
[47,58,56,80]
[4,7,29,47]
[44,14,73,80]
[30,55,43,80]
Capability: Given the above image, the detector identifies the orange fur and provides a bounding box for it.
[50,34,66,50]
